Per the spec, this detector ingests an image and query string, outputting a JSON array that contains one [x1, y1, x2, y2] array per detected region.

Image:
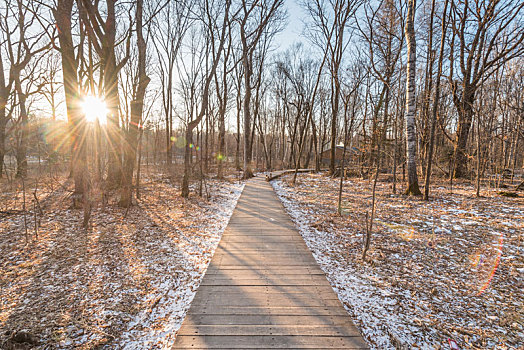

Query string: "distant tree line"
[[0, 0, 522, 211]]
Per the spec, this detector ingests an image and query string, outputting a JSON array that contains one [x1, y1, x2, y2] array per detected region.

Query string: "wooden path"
[[174, 176, 368, 349]]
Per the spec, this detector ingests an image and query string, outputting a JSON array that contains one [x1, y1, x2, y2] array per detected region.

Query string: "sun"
[[81, 95, 108, 124]]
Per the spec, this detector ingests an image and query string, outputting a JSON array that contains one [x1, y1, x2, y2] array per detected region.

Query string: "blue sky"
[[274, 0, 306, 51]]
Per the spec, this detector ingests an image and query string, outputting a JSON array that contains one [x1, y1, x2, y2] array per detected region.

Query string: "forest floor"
[[272, 173, 523, 350], [0, 169, 244, 349]]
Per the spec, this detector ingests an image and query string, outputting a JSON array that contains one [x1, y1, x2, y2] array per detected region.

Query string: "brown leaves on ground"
[[0, 171, 243, 349], [275, 173, 523, 349]]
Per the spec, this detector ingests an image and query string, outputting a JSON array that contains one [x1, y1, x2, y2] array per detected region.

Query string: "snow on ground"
[[0, 173, 244, 349], [272, 173, 523, 350]]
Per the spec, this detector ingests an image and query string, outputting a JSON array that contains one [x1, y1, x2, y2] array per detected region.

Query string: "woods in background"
[[0, 0, 523, 212]]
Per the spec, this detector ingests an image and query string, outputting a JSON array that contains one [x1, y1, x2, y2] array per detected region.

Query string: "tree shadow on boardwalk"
[[174, 177, 368, 349]]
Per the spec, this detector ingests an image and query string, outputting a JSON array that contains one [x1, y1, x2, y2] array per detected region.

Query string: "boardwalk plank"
[[173, 177, 368, 349], [187, 284, 338, 294], [177, 325, 361, 336], [189, 306, 350, 316], [183, 314, 356, 326], [203, 267, 325, 276], [190, 296, 343, 308], [175, 335, 368, 348]]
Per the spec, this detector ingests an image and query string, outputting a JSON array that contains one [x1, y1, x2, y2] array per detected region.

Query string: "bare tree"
[[40, 53, 63, 122], [1, 0, 50, 178], [357, 0, 404, 178], [181, 0, 231, 197], [403, 0, 421, 195], [238, 0, 285, 179], [303, 0, 362, 175], [449, 0, 524, 178], [79, 0, 132, 186], [152, 0, 192, 167], [424, 0, 450, 200], [52, 0, 88, 208], [120, 0, 151, 207], [0, 30, 12, 177], [214, 24, 234, 179]]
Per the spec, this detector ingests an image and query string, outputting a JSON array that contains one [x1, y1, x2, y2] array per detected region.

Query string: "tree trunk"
[[424, 0, 449, 200], [103, 2, 123, 186], [136, 127, 144, 199], [216, 48, 229, 178], [404, 0, 422, 195], [0, 116, 5, 178], [475, 105, 482, 197], [453, 88, 475, 178], [241, 54, 253, 178], [165, 105, 172, 165], [55, 0, 86, 208], [235, 98, 241, 170], [217, 107, 226, 178], [337, 101, 349, 215], [181, 125, 193, 198], [329, 76, 340, 175], [0, 51, 7, 178], [182, 0, 230, 196], [15, 80, 28, 178], [0, 106, 6, 178], [120, 0, 150, 207]]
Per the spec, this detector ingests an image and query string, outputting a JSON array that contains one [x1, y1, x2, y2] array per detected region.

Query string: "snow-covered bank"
[[0, 175, 244, 349], [119, 180, 244, 349], [272, 173, 523, 350]]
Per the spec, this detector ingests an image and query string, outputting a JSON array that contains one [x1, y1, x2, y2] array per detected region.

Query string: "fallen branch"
[[266, 169, 316, 182]]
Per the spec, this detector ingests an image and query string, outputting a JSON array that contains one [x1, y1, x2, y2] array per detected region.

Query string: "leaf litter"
[[272, 173, 522, 350], [0, 173, 244, 349]]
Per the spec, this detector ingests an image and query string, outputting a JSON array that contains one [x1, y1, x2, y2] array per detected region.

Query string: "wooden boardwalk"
[[174, 176, 368, 349]]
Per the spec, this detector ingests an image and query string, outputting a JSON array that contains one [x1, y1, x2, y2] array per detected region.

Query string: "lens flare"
[[81, 95, 108, 124], [175, 137, 186, 148], [469, 232, 504, 296], [377, 219, 415, 241]]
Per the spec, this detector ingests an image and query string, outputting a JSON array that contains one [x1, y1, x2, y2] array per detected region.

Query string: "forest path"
[[174, 176, 368, 349]]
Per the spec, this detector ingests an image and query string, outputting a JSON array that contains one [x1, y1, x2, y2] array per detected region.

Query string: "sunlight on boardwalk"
[[174, 177, 368, 349]]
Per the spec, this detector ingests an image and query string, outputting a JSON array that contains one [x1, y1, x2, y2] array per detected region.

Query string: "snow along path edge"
[[272, 179, 414, 350], [119, 181, 245, 349]]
